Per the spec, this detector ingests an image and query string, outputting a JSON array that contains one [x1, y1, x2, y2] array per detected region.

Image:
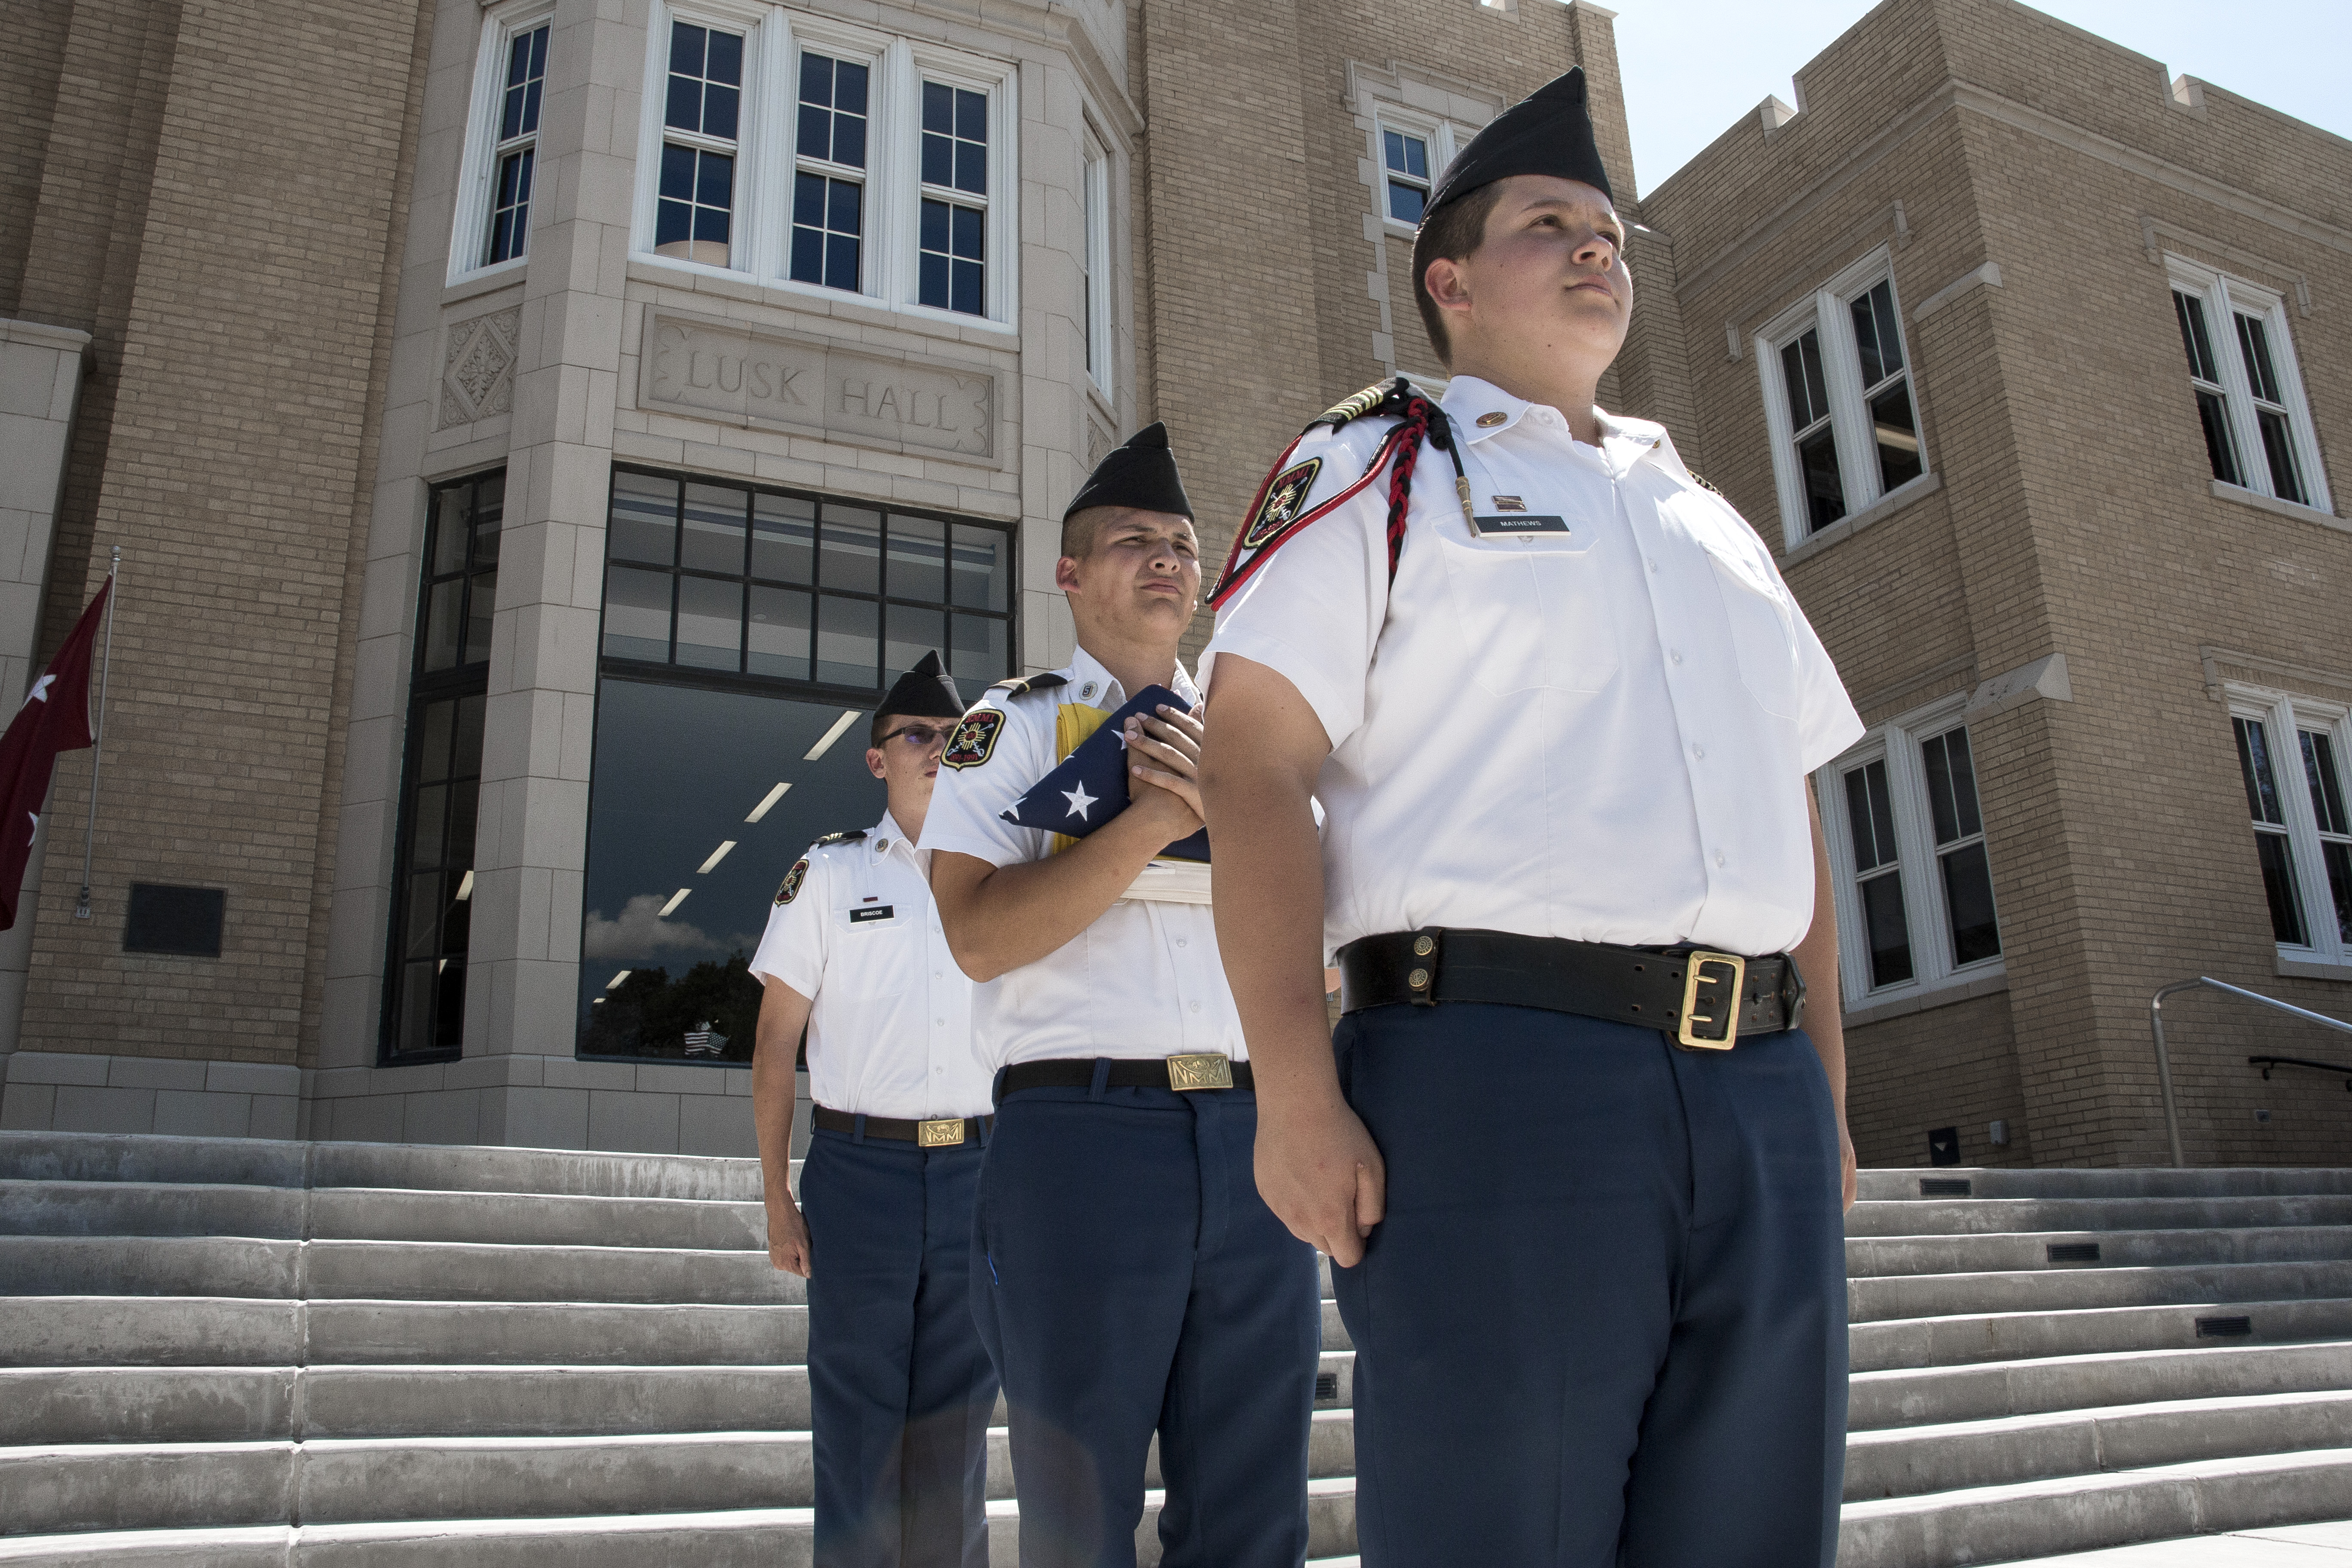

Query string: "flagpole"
[[73, 548, 119, 921]]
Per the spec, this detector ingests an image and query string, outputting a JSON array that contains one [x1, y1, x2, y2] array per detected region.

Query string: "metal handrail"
[[2149, 976, 2352, 1167], [2250, 1054, 2352, 1090]]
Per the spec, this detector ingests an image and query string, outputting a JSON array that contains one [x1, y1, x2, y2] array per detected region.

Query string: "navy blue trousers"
[[1332, 1004, 1848, 1568], [971, 1077, 1321, 1568], [802, 1126, 999, 1568]]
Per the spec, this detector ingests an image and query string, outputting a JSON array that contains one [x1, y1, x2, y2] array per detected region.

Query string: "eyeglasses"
[[880, 724, 952, 748]]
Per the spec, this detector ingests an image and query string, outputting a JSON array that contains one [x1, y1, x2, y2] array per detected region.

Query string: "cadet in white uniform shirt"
[[923, 425, 1320, 1568], [1199, 70, 1864, 1568], [750, 651, 996, 1568]]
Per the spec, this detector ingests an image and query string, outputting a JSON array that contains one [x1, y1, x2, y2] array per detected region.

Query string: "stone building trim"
[[1780, 470, 1939, 568], [2210, 481, 2346, 533], [1343, 59, 1501, 374], [1911, 261, 2001, 323], [1718, 202, 1912, 361], [2201, 647, 2352, 710], [2141, 217, 2314, 317], [2, 1050, 298, 1140]]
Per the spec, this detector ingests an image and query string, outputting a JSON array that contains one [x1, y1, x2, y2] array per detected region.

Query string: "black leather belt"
[[1338, 928, 1803, 1049], [996, 1055, 1253, 1102], [811, 1106, 992, 1148]]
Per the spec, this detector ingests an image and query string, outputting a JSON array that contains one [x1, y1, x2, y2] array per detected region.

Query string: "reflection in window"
[[577, 682, 892, 1061], [385, 471, 502, 1061], [2174, 289, 2241, 487], [916, 81, 988, 314], [1850, 280, 1922, 496], [792, 51, 868, 291], [1381, 126, 1430, 225], [601, 468, 1012, 692], [1919, 724, 1999, 967], [486, 22, 549, 265], [2301, 730, 2352, 943]]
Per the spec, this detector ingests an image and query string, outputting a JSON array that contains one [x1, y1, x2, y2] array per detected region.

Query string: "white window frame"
[[2167, 257, 2333, 515], [628, 3, 1018, 332], [448, 0, 558, 285], [1081, 126, 1112, 397], [1372, 109, 1459, 236], [2225, 683, 2352, 968], [1755, 247, 1933, 551], [1815, 694, 2006, 1011]]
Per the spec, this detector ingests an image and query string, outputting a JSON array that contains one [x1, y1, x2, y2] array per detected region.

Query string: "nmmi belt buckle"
[[1165, 1054, 1235, 1091], [1677, 952, 1747, 1050], [918, 1118, 966, 1147]]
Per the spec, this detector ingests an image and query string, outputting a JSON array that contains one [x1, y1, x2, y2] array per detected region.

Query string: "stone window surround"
[[2164, 253, 2334, 518], [1753, 244, 1931, 555], [625, 0, 1021, 333], [1080, 124, 1111, 401], [446, 0, 560, 289], [1815, 690, 2008, 1015], [2223, 680, 2352, 979], [1344, 60, 1498, 374]]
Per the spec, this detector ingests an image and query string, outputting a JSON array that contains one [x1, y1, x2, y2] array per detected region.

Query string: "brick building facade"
[[0, 0, 2343, 1168]]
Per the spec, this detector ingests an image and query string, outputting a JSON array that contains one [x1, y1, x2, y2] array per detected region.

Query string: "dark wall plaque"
[[123, 884, 225, 957]]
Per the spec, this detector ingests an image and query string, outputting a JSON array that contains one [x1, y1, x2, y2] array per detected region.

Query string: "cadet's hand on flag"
[[1257, 1096, 1386, 1268], [1127, 703, 1207, 835], [766, 1194, 812, 1277]]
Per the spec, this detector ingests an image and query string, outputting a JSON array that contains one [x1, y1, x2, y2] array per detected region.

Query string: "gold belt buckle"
[[1165, 1054, 1235, 1091], [1677, 952, 1747, 1050], [917, 1118, 966, 1148]]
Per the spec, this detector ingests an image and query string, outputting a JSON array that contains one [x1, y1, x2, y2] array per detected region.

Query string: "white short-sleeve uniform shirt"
[[748, 809, 990, 1120], [1202, 375, 1865, 963], [919, 646, 1244, 1073]]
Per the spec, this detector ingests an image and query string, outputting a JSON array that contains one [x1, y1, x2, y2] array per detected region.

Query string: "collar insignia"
[[1491, 495, 1526, 511], [1476, 410, 1508, 428]]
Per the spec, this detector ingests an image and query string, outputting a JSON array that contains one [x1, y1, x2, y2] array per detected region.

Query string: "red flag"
[[0, 577, 110, 929]]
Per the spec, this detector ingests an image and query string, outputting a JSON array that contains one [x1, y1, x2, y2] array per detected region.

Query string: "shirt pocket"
[[1701, 545, 1801, 720], [1436, 531, 1620, 696]]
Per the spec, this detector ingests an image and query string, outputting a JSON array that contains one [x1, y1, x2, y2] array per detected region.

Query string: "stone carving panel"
[[438, 307, 519, 429], [640, 309, 1000, 467]]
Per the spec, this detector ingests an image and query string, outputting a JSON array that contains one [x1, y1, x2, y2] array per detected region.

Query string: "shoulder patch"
[[775, 858, 810, 906], [1241, 457, 1323, 549], [943, 707, 1005, 770], [812, 829, 868, 848], [986, 673, 1069, 699]]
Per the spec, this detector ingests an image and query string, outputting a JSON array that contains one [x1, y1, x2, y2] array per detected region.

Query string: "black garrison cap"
[[877, 650, 964, 720], [1425, 67, 1613, 217], [1063, 422, 1194, 521]]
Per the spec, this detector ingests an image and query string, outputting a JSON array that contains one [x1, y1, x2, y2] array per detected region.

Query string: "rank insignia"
[[943, 708, 1004, 770], [1241, 458, 1323, 549], [776, 858, 809, 905]]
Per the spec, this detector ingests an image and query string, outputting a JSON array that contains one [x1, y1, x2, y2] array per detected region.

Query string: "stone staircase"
[[0, 1133, 2345, 1566]]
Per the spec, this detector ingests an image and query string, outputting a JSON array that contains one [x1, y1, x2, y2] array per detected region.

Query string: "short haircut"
[[1060, 504, 1117, 562], [1410, 182, 1505, 367]]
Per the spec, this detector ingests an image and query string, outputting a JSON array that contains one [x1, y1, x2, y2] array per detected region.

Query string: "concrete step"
[[0, 1182, 770, 1252], [1850, 1260, 2352, 1324], [1854, 1169, 2352, 1203], [1844, 1390, 2352, 1501], [0, 1481, 1362, 1565], [1844, 1194, 2352, 1238], [1850, 1298, 2352, 1373], [1849, 1341, 2352, 1432], [0, 1411, 1359, 1537], [1845, 1225, 2352, 1280], [1835, 1446, 2352, 1568], [1992, 1520, 2352, 1563]]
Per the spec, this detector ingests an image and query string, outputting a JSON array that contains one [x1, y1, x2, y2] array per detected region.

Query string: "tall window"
[[1081, 132, 1111, 392], [449, 9, 554, 280], [791, 49, 869, 291], [383, 472, 502, 1063], [486, 22, 549, 265], [1758, 252, 1932, 547], [916, 80, 989, 314], [655, 20, 742, 267], [1819, 706, 2003, 1007], [2229, 694, 2352, 966], [582, 469, 1014, 1062], [634, 12, 1016, 325], [2168, 259, 2331, 514]]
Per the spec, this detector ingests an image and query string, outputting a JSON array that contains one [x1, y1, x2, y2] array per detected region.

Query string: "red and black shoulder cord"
[[1207, 377, 1471, 611]]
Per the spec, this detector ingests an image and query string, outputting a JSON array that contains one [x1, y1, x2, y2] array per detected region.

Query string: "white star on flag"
[[1062, 782, 1097, 821], [21, 675, 53, 709]]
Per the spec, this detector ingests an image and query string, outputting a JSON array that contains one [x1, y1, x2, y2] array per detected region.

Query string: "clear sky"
[[1615, 0, 2352, 199]]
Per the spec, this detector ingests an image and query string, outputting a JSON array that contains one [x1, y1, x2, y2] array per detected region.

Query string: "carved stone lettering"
[[641, 310, 997, 465]]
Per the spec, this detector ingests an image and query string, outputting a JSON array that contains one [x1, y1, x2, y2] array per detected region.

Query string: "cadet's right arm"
[[751, 976, 814, 1276], [930, 706, 1206, 981]]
